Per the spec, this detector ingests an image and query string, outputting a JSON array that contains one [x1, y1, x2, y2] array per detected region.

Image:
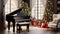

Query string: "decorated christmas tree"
[[42, 0, 53, 22]]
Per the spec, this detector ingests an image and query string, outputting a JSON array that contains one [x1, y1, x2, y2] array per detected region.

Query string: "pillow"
[[52, 18, 59, 23]]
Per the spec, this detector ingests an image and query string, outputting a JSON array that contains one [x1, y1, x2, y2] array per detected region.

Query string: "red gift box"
[[41, 20, 48, 28], [36, 21, 41, 28]]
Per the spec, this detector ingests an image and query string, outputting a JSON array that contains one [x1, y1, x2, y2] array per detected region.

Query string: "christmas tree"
[[42, 0, 53, 22]]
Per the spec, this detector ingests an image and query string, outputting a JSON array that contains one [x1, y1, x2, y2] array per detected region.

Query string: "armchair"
[[48, 14, 60, 30]]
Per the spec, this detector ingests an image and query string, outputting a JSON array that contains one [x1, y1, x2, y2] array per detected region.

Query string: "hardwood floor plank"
[[0, 26, 60, 34]]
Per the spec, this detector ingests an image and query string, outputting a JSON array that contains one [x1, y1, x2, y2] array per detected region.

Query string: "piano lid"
[[6, 8, 22, 16]]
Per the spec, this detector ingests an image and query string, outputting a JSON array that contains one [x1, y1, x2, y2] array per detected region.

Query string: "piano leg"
[[8, 21, 10, 31], [12, 19, 15, 32], [27, 24, 29, 32]]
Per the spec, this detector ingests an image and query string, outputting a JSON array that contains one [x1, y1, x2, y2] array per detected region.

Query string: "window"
[[31, 0, 47, 20], [5, 0, 18, 25], [5, 0, 18, 15]]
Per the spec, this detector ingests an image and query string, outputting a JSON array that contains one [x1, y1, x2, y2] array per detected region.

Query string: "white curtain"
[[31, 0, 37, 19], [37, 0, 47, 20], [31, 0, 47, 20]]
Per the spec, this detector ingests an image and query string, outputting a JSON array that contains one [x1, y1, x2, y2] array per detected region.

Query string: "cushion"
[[52, 18, 59, 23]]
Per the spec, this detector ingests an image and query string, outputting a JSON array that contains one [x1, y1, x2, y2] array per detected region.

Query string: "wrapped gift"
[[31, 17, 36, 26], [36, 20, 41, 27], [41, 20, 48, 28]]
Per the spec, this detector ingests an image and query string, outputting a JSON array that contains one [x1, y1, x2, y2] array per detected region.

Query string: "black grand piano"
[[6, 8, 31, 32]]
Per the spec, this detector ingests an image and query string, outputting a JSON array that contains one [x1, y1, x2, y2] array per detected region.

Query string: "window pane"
[[5, 0, 18, 15]]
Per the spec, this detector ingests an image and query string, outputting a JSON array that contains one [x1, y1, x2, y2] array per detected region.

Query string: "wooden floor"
[[0, 26, 60, 34]]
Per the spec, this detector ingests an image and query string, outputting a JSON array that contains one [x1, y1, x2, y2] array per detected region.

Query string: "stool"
[[16, 22, 30, 32]]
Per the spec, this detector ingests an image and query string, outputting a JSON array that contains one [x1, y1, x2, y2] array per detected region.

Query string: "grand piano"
[[6, 8, 31, 32]]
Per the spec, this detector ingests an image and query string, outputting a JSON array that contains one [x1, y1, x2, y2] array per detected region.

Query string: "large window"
[[5, 0, 18, 25], [31, 0, 47, 20], [5, 0, 18, 15]]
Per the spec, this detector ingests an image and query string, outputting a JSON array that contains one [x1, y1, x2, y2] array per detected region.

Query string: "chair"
[[48, 14, 60, 30], [14, 16, 31, 32]]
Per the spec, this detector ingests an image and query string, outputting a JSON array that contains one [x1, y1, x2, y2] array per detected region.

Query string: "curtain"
[[31, 0, 47, 20]]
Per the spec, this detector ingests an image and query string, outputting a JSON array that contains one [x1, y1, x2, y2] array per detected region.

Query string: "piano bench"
[[16, 22, 30, 32]]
